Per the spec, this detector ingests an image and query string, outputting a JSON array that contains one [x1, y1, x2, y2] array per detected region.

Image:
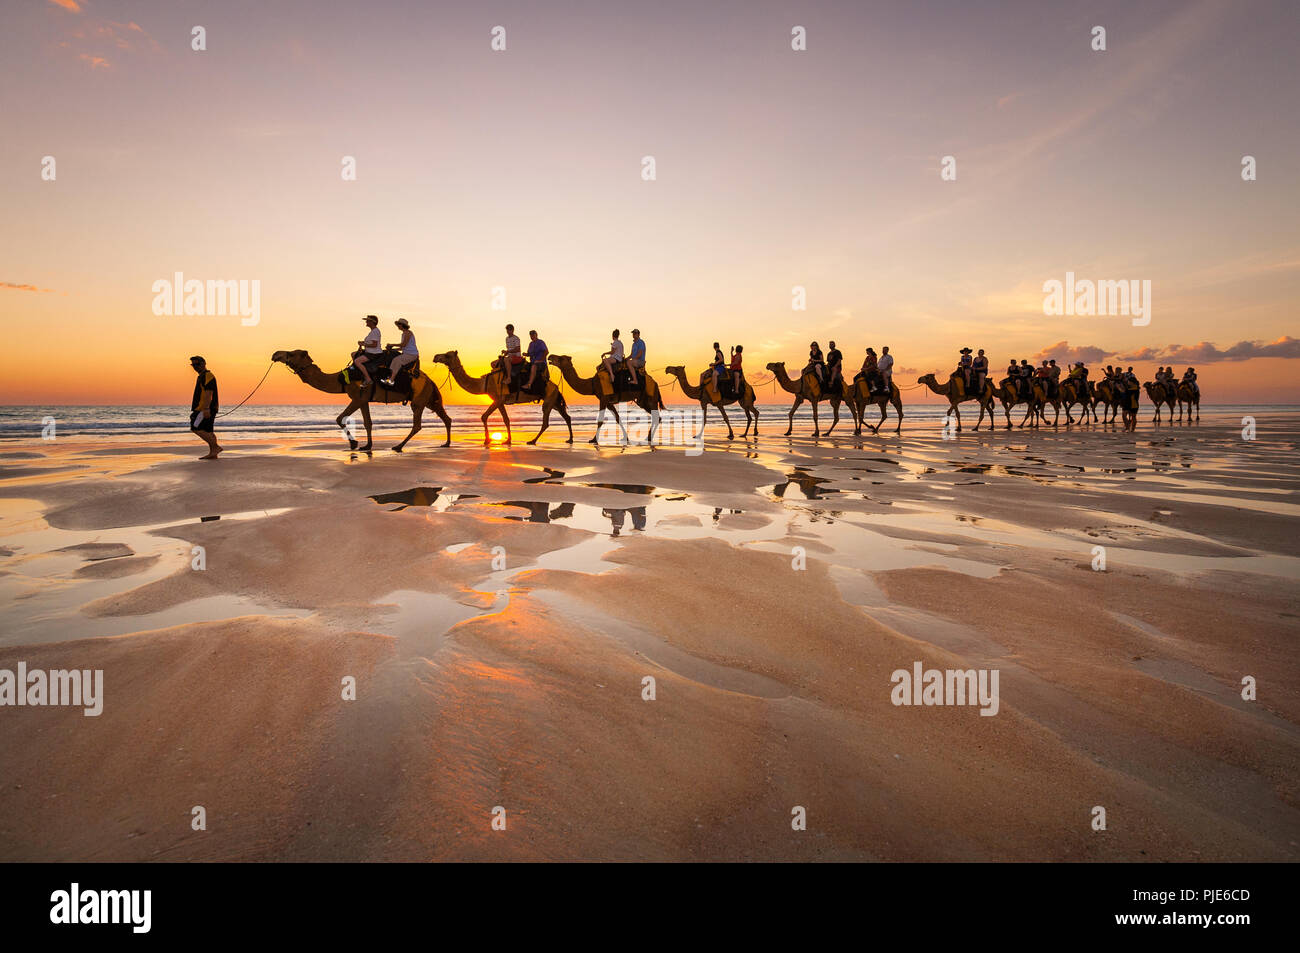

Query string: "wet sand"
[[1, 410, 1297, 861]]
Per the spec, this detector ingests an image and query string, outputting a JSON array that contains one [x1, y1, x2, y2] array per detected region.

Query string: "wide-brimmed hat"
[[394, 318, 410, 329], [960, 347, 972, 354]]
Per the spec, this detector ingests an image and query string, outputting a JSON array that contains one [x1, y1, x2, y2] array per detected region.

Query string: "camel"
[[433, 351, 572, 446], [548, 354, 665, 445], [765, 362, 858, 437], [917, 373, 994, 431], [663, 365, 758, 439], [1088, 379, 1122, 424], [1059, 377, 1095, 424], [1175, 380, 1201, 422], [271, 349, 450, 451], [850, 377, 904, 435], [1143, 381, 1176, 423], [993, 376, 1049, 428], [1032, 380, 1063, 428]]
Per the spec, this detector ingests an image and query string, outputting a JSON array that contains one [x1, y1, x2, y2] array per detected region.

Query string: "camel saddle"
[[705, 373, 744, 402], [854, 373, 889, 398], [495, 361, 549, 399], [597, 362, 643, 397]]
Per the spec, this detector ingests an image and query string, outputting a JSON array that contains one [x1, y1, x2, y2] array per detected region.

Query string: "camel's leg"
[[646, 401, 659, 445], [826, 400, 840, 436], [393, 405, 423, 452], [1052, 403, 1060, 427], [358, 401, 374, 451], [810, 399, 820, 438], [558, 398, 573, 443], [697, 402, 709, 441], [432, 403, 451, 446], [785, 397, 801, 436], [529, 398, 552, 445], [500, 406, 512, 445], [750, 403, 759, 437], [952, 403, 962, 432], [717, 404, 734, 440], [336, 397, 363, 450], [591, 404, 605, 444]]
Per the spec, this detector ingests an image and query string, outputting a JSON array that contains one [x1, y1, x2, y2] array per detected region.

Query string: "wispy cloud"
[[2, 282, 57, 293], [47, 0, 82, 12]]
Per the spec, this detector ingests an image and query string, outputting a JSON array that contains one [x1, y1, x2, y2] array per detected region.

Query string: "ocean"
[[0, 403, 1281, 442]]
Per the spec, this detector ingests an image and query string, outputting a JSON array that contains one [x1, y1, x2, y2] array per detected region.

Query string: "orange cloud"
[[1, 282, 56, 293], [47, 0, 82, 12]]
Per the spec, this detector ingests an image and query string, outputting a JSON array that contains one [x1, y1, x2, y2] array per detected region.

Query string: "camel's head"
[[548, 354, 572, 367], [918, 373, 937, 384], [765, 361, 784, 373], [272, 349, 312, 371], [431, 350, 457, 364], [664, 365, 685, 377]]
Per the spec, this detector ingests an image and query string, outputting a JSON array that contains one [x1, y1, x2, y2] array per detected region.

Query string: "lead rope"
[[215, 361, 275, 418]]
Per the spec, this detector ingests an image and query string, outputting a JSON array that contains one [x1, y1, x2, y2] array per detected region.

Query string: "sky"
[[1, 0, 1298, 405]]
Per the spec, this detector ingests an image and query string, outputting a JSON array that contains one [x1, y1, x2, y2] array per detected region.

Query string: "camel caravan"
[[267, 318, 1204, 450]]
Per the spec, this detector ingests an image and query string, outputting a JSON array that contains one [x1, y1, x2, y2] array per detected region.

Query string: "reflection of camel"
[[994, 377, 1047, 429], [1144, 381, 1176, 423], [765, 362, 857, 436], [1059, 378, 1095, 424], [499, 501, 577, 523], [272, 349, 451, 451], [1175, 381, 1200, 422], [434, 350, 572, 446], [850, 379, 904, 435], [664, 365, 757, 439], [917, 373, 993, 431], [549, 354, 665, 445]]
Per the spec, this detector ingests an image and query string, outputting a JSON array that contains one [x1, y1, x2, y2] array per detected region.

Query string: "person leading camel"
[[189, 355, 222, 460]]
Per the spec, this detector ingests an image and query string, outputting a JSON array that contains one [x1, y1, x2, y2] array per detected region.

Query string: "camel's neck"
[[924, 377, 947, 397], [447, 358, 486, 394], [671, 369, 702, 399], [558, 361, 595, 396], [772, 364, 799, 394], [295, 363, 344, 394]]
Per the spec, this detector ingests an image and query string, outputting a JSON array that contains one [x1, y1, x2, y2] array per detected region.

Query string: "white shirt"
[[877, 354, 894, 374], [505, 334, 521, 357], [363, 328, 382, 354], [609, 339, 624, 361], [402, 331, 418, 356]]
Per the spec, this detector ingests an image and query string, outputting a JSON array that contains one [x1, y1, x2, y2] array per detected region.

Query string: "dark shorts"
[[191, 411, 214, 433]]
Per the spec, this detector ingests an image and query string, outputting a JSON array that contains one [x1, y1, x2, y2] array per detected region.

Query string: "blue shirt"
[[630, 339, 646, 361], [527, 338, 547, 361]]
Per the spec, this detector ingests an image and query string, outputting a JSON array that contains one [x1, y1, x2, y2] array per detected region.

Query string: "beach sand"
[[1, 411, 1297, 861]]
